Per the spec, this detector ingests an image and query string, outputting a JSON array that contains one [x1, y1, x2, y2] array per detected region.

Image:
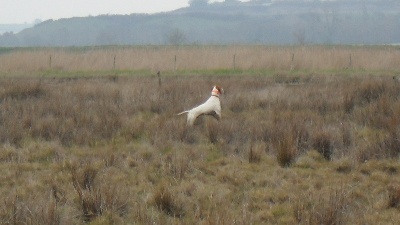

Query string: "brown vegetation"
[[0, 46, 400, 74], [1, 46, 400, 223]]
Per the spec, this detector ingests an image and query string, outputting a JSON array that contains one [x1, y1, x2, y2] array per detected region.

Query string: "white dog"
[[177, 85, 224, 126]]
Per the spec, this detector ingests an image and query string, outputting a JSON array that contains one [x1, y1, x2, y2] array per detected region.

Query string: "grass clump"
[[69, 161, 128, 222], [153, 182, 184, 218], [312, 131, 334, 161], [276, 137, 297, 168], [294, 187, 350, 225], [388, 185, 400, 209]]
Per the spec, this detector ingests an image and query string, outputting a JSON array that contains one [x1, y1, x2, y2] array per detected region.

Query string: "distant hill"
[[0, 24, 33, 35], [1, 0, 399, 46]]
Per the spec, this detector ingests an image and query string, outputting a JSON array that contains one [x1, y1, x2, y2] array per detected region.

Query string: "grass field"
[[0, 45, 399, 76], [0, 46, 400, 224]]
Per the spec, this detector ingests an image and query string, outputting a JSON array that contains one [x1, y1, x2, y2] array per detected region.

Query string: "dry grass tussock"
[[1, 73, 400, 224]]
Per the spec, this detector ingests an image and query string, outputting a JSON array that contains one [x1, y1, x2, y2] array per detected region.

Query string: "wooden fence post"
[[174, 55, 177, 71], [348, 54, 352, 69], [49, 55, 52, 69], [157, 71, 162, 87], [113, 55, 116, 70], [233, 54, 236, 71], [290, 53, 295, 70]]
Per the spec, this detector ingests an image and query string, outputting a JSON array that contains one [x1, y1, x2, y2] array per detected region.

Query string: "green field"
[[0, 46, 400, 224]]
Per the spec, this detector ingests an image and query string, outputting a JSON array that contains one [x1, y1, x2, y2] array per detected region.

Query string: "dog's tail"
[[177, 110, 189, 116]]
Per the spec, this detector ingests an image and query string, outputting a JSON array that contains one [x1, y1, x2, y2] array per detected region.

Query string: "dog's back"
[[177, 85, 223, 126]]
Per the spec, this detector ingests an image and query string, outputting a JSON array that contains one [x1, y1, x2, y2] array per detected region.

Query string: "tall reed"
[[0, 46, 399, 74]]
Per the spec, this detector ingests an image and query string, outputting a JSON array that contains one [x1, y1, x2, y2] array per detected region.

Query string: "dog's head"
[[211, 85, 224, 96]]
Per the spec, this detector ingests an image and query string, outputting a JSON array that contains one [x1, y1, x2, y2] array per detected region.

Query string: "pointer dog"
[[177, 85, 224, 126]]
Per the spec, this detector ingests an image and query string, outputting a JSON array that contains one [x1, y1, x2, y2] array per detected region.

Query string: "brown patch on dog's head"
[[214, 85, 224, 95]]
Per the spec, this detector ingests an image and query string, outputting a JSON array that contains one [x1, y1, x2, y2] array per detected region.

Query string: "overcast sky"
[[0, 0, 228, 24]]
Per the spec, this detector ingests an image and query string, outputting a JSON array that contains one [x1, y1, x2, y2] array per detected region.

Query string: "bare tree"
[[167, 29, 187, 45], [293, 28, 306, 45]]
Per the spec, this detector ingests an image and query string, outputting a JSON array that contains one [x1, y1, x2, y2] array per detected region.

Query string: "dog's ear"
[[216, 86, 224, 95]]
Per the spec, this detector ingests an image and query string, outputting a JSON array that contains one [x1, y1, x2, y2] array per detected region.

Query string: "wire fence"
[[0, 46, 399, 73]]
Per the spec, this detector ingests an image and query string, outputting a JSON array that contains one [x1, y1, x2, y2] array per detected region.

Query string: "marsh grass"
[[0, 46, 399, 75], [312, 131, 334, 161], [275, 133, 297, 167], [0, 193, 61, 225], [248, 141, 264, 164], [1, 69, 400, 223], [153, 182, 185, 218], [69, 160, 129, 222], [388, 185, 400, 209], [294, 187, 350, 225]]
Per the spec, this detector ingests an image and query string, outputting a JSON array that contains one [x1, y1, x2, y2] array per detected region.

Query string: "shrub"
[[70, 162, 128, 222], [312, 131, 334, 161], [153, 183, 184, 218], [276, 136, 297, 168], [248, 142, 263, 163]]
